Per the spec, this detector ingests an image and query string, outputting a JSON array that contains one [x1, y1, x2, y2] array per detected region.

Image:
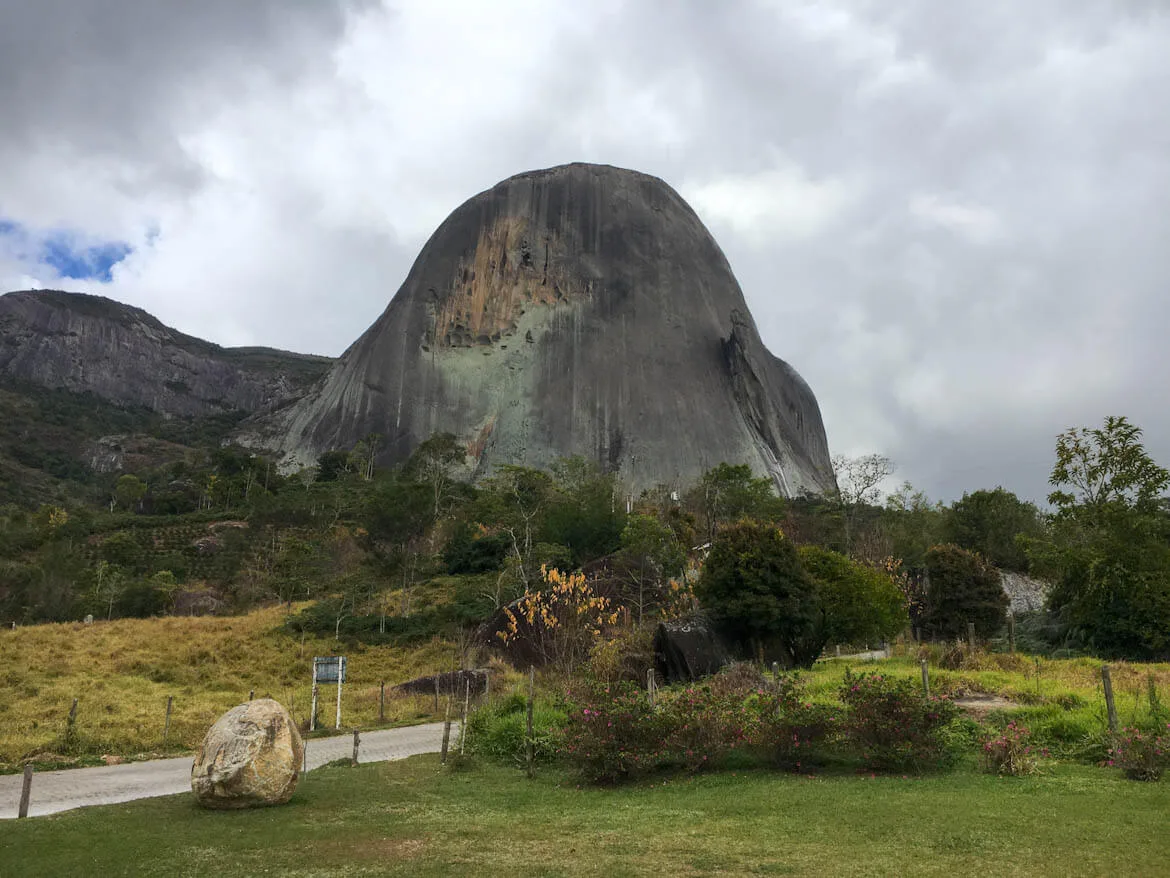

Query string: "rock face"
[[256, 163, 835, 496], [1001, 571, 1049, 614], [191, 699, 304, 809], [0, 289, 332, 418], [654, 616, 733, 684]]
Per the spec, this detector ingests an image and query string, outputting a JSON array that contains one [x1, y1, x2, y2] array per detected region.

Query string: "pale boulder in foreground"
[[191, 699, 304, 809]]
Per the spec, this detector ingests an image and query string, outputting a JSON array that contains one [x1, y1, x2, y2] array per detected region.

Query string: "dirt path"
[[0, 721, 452, 819]]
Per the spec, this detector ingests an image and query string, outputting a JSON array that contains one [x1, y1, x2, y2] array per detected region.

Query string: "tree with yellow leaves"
[[499, 565, 619, 676]]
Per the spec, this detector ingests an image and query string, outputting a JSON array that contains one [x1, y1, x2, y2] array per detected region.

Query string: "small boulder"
[[191, 699, 304, 809]]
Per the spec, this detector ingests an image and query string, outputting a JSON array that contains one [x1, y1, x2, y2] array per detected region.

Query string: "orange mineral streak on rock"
[[431, 216, 577, 349]]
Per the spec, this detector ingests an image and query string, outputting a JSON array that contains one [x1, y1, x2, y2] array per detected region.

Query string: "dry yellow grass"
[[0, 606, 468, 767]]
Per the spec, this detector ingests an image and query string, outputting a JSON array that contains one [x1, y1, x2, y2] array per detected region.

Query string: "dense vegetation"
[[1, 373, 1168, 668]]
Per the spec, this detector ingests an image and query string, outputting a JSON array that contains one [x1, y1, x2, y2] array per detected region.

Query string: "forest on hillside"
[[1, 379, 1168, 662]]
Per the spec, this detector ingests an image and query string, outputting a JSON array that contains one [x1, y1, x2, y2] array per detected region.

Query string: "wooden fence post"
[[163, 695, 173, 743], [1007, 613, 1016, 655], [460, 679, 470, 756], [249, 690, 255, 701], [1034, 657, 1041, 696], [433, 677, 440, 714], [378, 681, 385, 724], [18, 765, 33, 818], [1102, 665, 1118, 733], [526, 666, 535, 779], [647, 668, 657, 708], [440, 702, 452, 764], [920, 659, 930, 697], [67, 698, 78, 734], [967, 621, 976, 655], [352, 729, 361, 764]]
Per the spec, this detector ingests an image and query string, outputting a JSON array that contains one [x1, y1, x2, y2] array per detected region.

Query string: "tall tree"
[[943, 487, 1044, 573], [1029, 416, 1170, 658], [831, 453, 894, 554]]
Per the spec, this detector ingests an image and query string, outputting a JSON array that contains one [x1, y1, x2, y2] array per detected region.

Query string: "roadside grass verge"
[[0, 606, 470, 768], [4, 755, 1170, 877]]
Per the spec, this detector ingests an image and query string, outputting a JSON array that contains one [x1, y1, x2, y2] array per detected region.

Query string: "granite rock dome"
[[259, 163, 835, 496]]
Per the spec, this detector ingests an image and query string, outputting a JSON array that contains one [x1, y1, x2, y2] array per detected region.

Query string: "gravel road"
[[0, 721, 451, 819]]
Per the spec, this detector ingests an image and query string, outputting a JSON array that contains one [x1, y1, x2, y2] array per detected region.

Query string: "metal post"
[[379, 681, 385, 724], [1008, 612, 1016, 655], [335, 657, 345, 730]]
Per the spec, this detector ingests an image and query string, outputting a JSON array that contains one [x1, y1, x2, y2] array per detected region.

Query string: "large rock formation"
[[0, 289, 332, 418], [191, 699, 304, 809], [256, 163, 835, 496]]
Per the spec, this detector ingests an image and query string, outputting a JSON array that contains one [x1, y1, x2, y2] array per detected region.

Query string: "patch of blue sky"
[[0, 216, 133, 282]]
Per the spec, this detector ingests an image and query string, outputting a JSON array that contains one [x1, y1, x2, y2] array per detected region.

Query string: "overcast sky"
[[1, 0, 1167, 505]]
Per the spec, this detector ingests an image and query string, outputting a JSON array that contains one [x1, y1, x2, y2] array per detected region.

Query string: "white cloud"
[[686, 161, 858, 244]]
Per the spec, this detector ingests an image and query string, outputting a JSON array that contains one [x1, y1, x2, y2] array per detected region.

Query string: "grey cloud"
[[2, 0, 1168, 506], [0, 0, 370, 188]]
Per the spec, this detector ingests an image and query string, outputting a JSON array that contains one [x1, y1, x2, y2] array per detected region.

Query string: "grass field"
[[0, 607, 474, 769], [5, 604, 1170, 771], [4, 755, 1169, 877], [806, 649, 1170, 759]]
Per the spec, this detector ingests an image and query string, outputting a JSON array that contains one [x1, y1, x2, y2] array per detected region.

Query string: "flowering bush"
[[1108, 725, 1170, 782], [659, 685, 747, 772], [744, 675, 837, 770], [839, 669, 958, 771], [560, 681, 673, 783], [982, 722, 1043, 776]]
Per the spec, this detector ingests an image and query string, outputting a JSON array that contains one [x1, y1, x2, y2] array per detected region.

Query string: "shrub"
[[694, 521, 821, 667], [586, 626, 655, 685], [465, 692, 566, 767], [1108, 724, 1170, 781], [923, 544, 1008, 639], [744, 674, 837, 770], [982, 722, 1043, 776], [560, 681, 672, 783], [839, 669, 959, 771]]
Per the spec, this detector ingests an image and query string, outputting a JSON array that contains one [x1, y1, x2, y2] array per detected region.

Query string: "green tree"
[[922, 544, 1008, 639], [881, 482, 945, 570], [690, 463, 783, 543], [831, 453, 894, 555], [943, 487, 1044, 573], [1048, 416, 1170, 515], [616, 514, 687, 622], [541, 457, 626, 565], [798, 545, 909, 651], [1028, 416, 1170, 658], [406, 432, 467, 520], [695, 520, 821, 667], [112, 475, 147, 513]]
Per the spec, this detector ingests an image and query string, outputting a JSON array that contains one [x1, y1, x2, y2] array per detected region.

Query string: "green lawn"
[[5, 756, 1168, 877]]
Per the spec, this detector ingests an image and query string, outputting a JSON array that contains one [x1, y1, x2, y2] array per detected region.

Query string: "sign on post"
[[311, 656, 347, 731]]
